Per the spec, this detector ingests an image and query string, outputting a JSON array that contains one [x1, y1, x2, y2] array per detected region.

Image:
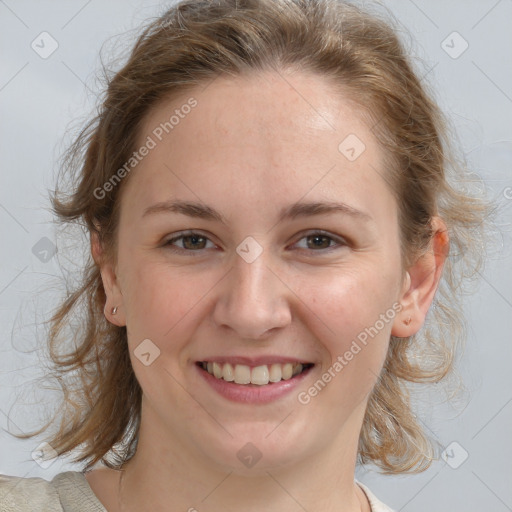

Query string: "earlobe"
[[392, 217, 449, 338], [392, 270, 417, 338], [90, 230, 126, 327]]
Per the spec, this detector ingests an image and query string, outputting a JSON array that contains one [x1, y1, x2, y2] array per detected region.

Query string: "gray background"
[[1, 1, 511, 511]]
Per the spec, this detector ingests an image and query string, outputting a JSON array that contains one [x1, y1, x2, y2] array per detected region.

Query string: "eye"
[[291, 230, 347, 253], [163, 231, 216, 253], [163, 229, 347, 256]]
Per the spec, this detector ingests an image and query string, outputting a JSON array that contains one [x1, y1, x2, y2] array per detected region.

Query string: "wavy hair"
[[14, 0, 492, 474]]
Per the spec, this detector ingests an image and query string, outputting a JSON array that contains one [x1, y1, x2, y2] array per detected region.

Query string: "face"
[[102, 70, 409, 473]]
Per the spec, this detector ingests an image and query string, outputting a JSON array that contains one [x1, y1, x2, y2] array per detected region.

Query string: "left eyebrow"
[[279, 200, 373, 223], [141, 199, 373, 224]]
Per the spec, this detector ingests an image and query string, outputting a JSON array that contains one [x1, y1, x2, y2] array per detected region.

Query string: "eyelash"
[[162, 230, 347, 256]]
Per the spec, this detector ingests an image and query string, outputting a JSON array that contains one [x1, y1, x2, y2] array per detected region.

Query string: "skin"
[[87, 69, 448, 512]]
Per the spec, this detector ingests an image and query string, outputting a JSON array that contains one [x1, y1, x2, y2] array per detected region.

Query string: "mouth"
[[196, 361, 315, 386]]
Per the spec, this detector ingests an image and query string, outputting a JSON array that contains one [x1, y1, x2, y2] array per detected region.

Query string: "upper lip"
[[196, 356, 314, 366]]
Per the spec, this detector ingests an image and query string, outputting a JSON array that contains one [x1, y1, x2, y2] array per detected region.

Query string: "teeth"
[[222, 362, 234, 381], [213, 362, 223, 379], [269, 363, 282, 382], [202, 362, 308, 385], [251, 365, 269, 385], [282, 363, 293, 380], [234, 364, 251, 384]]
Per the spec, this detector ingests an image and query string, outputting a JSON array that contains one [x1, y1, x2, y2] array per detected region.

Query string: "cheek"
[[121, 261, 206, 401], [303, 264, 397, 399], [120, 256, 200, 346], [308, 261, 397, 339]]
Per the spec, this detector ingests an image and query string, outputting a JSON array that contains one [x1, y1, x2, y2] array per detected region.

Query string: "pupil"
[[186, 235, 204, 249], [309, 235, 328, 249]]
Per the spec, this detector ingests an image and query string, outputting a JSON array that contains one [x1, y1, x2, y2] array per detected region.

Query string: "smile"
[[197, 361, 314, 385]]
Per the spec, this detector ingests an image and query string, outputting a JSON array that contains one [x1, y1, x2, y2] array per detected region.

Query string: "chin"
[[192, 424, 311, 475]]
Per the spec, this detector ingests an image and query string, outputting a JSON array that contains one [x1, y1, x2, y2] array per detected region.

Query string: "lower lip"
[[195, 363, 314, 404]]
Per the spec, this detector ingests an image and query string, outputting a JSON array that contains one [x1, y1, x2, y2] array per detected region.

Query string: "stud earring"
[[111, 306, 118, 315], [403, 316, 412, 326]]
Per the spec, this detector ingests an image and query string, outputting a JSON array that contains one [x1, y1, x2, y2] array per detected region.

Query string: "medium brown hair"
[[16, 0, 491, 474]]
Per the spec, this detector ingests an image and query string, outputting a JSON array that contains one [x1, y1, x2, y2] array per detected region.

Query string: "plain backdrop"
[[0, 1, 511, 511]]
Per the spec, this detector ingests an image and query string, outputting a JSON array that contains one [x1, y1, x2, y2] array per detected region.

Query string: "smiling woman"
[[0, 0, 492, 511]]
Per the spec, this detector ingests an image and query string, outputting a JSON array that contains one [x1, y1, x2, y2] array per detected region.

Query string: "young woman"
[[0, 0, 490, 510]]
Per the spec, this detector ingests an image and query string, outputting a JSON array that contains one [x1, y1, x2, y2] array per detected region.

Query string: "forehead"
[[122, 69, 394, 223]]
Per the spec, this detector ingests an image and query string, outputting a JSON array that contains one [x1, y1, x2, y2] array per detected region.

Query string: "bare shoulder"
[[0, 473, 62, 512]]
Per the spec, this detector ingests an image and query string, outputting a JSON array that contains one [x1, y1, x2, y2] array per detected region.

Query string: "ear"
[[91, 229, 126, 327], [392, 216, 449, 338]]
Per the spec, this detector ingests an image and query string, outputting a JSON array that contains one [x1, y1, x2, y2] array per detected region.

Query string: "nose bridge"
[[235, 250, 274, 302], [213, 247, 291, 339]]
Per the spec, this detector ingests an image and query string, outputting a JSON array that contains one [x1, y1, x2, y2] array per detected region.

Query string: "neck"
[[115, 401, 370, 512]]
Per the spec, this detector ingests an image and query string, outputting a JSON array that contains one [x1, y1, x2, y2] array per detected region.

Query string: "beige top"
[[0, 471, 395, 511]]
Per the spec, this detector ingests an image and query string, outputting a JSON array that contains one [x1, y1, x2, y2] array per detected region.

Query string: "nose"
[[212, 249, 292, 340]]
